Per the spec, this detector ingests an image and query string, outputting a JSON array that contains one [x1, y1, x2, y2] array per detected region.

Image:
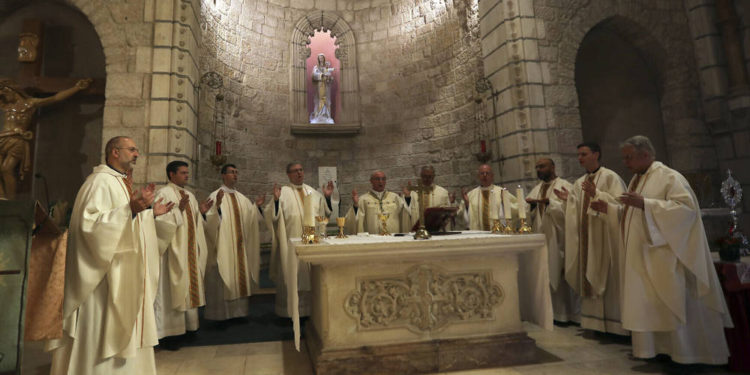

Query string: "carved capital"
[[345, 264, 503, 333]]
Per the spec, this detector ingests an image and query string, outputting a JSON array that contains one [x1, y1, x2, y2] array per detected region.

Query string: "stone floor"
[[21, 322, 736, 375]]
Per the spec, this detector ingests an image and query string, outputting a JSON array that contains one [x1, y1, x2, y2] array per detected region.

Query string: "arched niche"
[[575, 16, 669, 180], [290, 11, 361, 135]]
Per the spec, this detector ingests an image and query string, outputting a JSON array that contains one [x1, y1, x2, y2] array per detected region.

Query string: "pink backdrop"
[[306, 31, 340, 123]]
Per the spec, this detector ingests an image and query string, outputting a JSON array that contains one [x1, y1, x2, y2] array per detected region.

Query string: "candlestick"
[[215, 141, 222, 156], [516, 185, 526, 219], [480, 140, 487, 153], [303, 192, 315, 227]]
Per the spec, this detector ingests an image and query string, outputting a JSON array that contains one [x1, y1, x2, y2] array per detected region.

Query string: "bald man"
[[527, 158, 579, 323], [344, 170, 411, 234]]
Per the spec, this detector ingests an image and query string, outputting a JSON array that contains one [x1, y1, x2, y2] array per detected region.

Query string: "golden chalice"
[[336, 217, 347, 238], [491, 219, 502, 234]]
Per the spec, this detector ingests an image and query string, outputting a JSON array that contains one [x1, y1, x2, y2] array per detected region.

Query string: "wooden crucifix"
[[0, 19, 105, 200]]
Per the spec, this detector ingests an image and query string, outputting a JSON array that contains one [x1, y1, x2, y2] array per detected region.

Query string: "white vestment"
[[530, 177, 580, 323], [344, 190, 410, 234], [153, 183, 208, 337], [615, 161, 731, 364], [203, 185, 262, 320], [267, 183, 331, 318], [563, 167, 628, 335], [47, 164, 158, 375], [407, 184, 453, 231], [462, 185, 519, 230]]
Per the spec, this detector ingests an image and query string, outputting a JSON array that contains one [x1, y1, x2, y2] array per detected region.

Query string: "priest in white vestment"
[[203, 164, 265, 321], [405, 166, 456, 232], [48, 136, 173, 375], [153, 161, 213, 346], [344, 170, 411, 234], [554, 142, 628, 335], [527, 158, 579, 323], [592, 135, 731, 364], [268, 162, 333, 317], [461, 164, 519, 230]]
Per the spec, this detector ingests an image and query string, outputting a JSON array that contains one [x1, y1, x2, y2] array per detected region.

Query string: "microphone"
[[35, 173, 50, 210]]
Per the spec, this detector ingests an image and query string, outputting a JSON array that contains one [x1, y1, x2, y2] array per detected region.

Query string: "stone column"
[[716, 0, 750, 97]]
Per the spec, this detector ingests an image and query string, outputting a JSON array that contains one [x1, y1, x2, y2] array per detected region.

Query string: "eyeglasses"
[[117, 147, 139, 153], [478, 172, 492, 176]]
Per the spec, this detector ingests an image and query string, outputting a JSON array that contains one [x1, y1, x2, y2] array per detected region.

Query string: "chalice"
[[336, 217, 347, 238], [315, 216, 329, 239]]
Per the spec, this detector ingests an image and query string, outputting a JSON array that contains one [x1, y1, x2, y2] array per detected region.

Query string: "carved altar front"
[[294, 232, 552, 374]]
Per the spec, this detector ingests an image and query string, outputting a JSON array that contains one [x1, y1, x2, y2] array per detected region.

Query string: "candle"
[[480, 140, 487, 153], [303, 193, 315, 227], [303, 191, 315, 227], [502, 189, 512, 219], [489, 190, 498, 220], [215, 141, 222, 156], [516, 185, 526, 219]]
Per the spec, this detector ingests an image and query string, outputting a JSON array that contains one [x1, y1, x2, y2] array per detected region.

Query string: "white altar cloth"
[[285, 231, 553, 350]]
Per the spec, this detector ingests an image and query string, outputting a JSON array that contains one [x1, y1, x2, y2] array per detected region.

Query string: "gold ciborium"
[[491, 219, 502, 234], [378, 212, 391, 236], [518, 218, 532, 234], [336, 217, 347, 238], [302, 225, 317, 244], [315, 216, 329, 239]]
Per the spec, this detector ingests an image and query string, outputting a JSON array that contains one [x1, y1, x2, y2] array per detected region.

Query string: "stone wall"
[[196, 0, 484, 209], [479, 0, 717, 190]]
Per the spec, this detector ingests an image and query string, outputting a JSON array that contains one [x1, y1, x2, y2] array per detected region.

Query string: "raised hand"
[[76, 78, 93, 90], [590, 200, 608, 214], [553, 186, 569, 201], [462, 187, 469, 208], [255, 193, 266, 207], [352, 188, 359, 207], [199, 197, 214, 214], [322, 181, 334, 198], [153, 197, 175, 217], [582, 180, 596, 198], [178, 190, 190, 211], [449, 191, 456, 204], [273, 183, 281, 201], [215, 190, 224, 208]]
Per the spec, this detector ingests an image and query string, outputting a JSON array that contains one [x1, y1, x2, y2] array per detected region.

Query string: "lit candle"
[[502, 189, 512, 219], [480, 140, 487, 153], [516, 185, 526, 219], [303, 192, 315, 227], [215, 141, 222, 156]]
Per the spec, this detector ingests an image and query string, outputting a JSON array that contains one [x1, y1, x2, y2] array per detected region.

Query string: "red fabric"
[[714, 261, 750, 372]]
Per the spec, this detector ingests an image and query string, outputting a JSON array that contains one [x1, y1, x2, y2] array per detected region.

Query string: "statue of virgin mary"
[[310, 53, 334, 124]]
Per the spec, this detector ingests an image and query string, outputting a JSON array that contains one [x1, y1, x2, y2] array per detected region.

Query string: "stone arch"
[[290, 11, 360, 126], [555, 10, 709, 172]]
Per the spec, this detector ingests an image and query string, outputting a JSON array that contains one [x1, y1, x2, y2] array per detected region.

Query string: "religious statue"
[[310, 53, 334, 124], [0, 78, 92, 199]]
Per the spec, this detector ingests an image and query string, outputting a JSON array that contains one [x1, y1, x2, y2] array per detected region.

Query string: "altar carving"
[[345, 264, 504, 332]]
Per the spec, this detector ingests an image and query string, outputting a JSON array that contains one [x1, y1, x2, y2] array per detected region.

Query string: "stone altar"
[[291, 232, 553, 374]]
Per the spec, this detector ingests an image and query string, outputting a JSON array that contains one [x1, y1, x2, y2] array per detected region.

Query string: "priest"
[[405, 166, 454, 231], [268, 162, 333, 318], [591, 135, 731, 364], [203, 164, 265, 321], [527, 158, 579, 323], [553, 142, 628, 335], [48, 136, 172, 375], [153, 161, 213, 348], [461, 164, 517, 230], [344, 170, 410, 234]]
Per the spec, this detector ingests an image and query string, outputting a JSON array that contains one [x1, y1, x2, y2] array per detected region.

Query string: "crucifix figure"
[[0, 78, 91, 200], [0, 19, 102, 200]]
